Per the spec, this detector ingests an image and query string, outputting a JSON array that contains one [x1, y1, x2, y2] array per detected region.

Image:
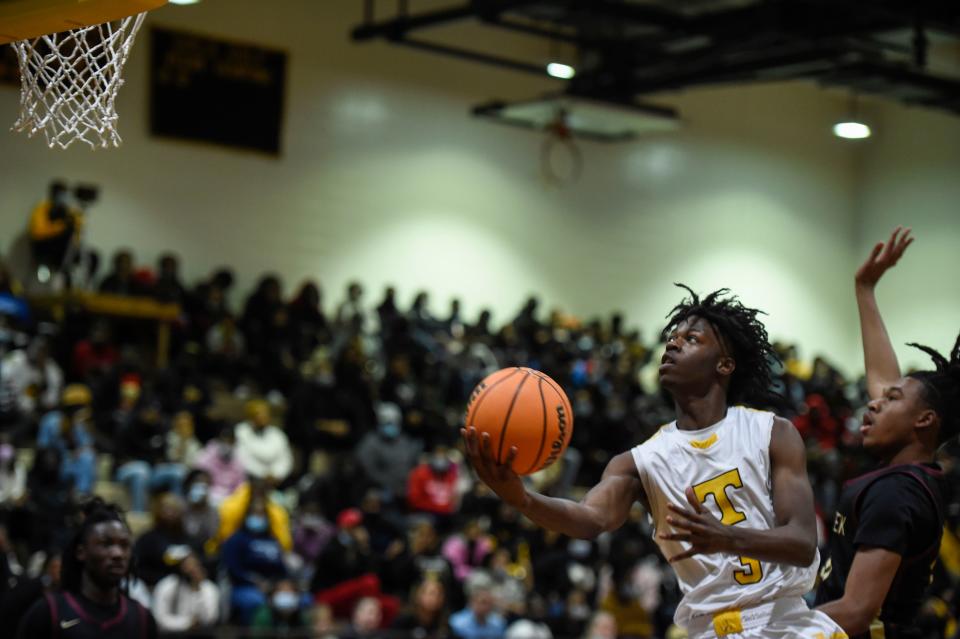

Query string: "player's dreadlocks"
[[907, 332, 960, 446], [661, 284, 780, 407], [61, 497, 132, 593]]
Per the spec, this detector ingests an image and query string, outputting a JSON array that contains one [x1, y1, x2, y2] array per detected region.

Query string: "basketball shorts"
[[684, 597, 848, 639]]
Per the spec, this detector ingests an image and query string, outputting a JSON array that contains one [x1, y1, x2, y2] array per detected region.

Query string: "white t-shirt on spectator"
[[152, 574, 220, 632], [235, 420, 294, 482], [0, 349, 62, 415], [0, 462, 27, 503]]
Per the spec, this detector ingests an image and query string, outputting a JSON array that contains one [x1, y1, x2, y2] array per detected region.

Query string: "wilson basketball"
[[465, 367, 574, 476]]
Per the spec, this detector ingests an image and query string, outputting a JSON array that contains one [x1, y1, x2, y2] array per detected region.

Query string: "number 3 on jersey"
[[692, 469, 763, 585]]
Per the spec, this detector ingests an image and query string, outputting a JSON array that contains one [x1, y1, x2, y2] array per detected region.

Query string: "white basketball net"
[[10, 13, 147, 149]]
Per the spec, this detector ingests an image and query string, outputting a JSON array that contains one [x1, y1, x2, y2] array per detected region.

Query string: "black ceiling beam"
[[478, 15, 580, 45], [570, 0, 690, 32], [352, 3, 475, 41], [628, 31, 882, 81], [397, 37, 547, 75], [349, 0, 960, 116], [481, 14, 667, 59], [860, 0, 960, 38], [351, 0, 539, 42], [626, 46, 851, 94]]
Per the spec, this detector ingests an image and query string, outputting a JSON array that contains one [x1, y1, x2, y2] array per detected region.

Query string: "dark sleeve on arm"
[[853, 475, 937, 555], [16, 597, 52, 639]]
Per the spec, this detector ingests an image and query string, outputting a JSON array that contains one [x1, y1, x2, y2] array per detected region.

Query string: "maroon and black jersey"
[[16, 590, 157, 639], [814, 463, 945, 639]]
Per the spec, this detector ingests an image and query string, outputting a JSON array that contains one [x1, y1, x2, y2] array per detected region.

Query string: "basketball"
[[464, 367, 574, 476]]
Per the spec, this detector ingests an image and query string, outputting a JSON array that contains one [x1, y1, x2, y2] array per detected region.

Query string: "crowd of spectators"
[[0, 247, 957, 639]]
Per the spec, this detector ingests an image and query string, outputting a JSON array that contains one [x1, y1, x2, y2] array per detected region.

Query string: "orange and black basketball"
[[464, 367, 574, 476]]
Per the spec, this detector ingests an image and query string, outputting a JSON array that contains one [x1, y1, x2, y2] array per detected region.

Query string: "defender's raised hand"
[[855, 226, 913, 290], [855, 226, 914, 399]]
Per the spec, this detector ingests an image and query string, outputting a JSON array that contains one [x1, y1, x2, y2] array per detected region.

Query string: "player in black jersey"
[[16, 498, 158, 639], [815, 227, 960, 639]]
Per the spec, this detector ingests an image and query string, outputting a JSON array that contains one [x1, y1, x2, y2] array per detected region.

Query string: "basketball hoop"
[[2, 0, 167, 149], [541, 108, 583, 186], [11, 16, 147, 149]]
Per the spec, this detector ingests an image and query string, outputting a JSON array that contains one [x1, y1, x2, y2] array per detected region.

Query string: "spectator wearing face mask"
[[222, 493, 288, 625], [251, 578, 310, 634], [182, 470, 219, 548], [407, 446, 459, 522], [151, 551, 220, 634], [213, 479, 292, 554], [193, 426, 247, 505], [235, 400, 293, 486], [356, 403, 422, 502]]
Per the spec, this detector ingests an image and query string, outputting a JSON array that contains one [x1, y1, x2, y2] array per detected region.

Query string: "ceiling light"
[[834, 93, 871, 140], [168, 0, 202, 5], [546, 63, 575, 79], [833, 121, 871, 139]]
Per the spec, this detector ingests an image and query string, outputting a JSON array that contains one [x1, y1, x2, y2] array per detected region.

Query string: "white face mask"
[[272, 590, 300, 612], [187, 483, 208, 504]]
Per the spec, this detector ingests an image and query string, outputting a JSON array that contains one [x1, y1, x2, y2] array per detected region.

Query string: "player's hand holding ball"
[[461, 427, 528, 509], [461, 367, 574, 509]]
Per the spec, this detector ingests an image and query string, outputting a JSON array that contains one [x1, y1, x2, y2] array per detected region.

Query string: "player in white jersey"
[[463, 285, 847, 638]]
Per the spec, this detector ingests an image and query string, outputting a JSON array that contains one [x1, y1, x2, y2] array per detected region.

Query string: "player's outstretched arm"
[[855, 226, 913, 400], [816, 547, 901, 634], [462, 427, 642, 539], [661, 418, 817, 566]]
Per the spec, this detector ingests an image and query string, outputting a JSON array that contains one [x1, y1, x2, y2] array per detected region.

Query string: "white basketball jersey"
[[630, 406, 818, 628]]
